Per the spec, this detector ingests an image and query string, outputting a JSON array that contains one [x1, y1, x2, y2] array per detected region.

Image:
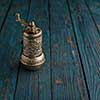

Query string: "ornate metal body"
[[16, 13, 45, 70]]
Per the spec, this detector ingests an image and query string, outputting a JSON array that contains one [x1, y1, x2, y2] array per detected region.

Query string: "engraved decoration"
[[23, 35, 42, 58]]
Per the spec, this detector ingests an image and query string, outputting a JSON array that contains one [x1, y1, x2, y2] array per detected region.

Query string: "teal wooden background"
[[0, 0, 100, 100]]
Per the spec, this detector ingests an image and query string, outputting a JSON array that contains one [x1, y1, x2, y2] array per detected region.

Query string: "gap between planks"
[[66, 0, 91, 99], [0, 0, 13, 33]]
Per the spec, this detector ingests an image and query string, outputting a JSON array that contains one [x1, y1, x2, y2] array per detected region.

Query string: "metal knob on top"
[[16, 13, 45, 70]]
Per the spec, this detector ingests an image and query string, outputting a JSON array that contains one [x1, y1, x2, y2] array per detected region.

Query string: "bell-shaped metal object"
[[16, 13, 45, 70]]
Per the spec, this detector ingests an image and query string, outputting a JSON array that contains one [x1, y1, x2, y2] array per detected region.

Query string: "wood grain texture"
[[67, 0, 100, 99], [84, 0, 100, 32], [0, 0, 99, 99], [0, 0, 29, 99], [0, 0, 12, 31], [15, 0, 51, 100], [49, 0, 89, 99]]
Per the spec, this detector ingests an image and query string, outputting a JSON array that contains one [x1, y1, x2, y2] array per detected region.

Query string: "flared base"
[[20, 53, 45, 70]]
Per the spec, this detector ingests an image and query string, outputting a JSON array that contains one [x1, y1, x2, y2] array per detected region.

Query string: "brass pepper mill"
[[16, 13, 45, 70]]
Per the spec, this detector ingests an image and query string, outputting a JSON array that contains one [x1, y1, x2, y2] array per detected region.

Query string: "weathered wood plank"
[[0, 0, 29, 99], [84, 0, 100, 32], [15, 0, 51, 99], [0, 0, 12, 30], [49, 0, 89, 99], [67, 0, 100, 99]]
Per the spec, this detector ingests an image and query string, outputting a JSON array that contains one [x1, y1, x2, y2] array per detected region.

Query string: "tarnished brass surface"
[[21, 53, 45, 70], [16, 13, 45, 70]]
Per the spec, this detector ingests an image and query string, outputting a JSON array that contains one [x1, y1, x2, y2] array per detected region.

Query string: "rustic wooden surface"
[[0, 0, 99, 100]]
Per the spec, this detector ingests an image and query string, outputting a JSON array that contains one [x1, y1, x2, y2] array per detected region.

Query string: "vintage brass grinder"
[[16, 13, 45, 70]]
